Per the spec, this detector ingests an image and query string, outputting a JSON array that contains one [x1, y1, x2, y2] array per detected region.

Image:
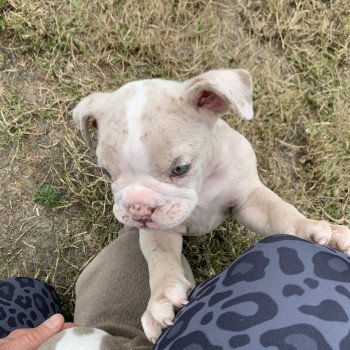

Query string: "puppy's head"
[[73, 69, 253, 230]]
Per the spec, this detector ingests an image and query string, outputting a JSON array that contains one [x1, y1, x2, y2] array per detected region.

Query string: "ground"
[[0, 0, 349, 318]]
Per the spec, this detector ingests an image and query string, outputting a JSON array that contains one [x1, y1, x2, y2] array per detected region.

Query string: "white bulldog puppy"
[[72, 69, 350, 342]]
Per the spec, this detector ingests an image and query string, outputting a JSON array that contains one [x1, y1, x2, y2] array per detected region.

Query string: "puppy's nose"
[[123, 186, 156, 206], [129, 204, 154, 218]]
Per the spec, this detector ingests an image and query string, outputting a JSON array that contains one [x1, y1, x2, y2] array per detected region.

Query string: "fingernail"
[[43, 315, 61, 329], [181, 300, 189, 305]]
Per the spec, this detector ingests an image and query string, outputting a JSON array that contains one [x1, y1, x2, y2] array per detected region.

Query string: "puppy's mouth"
[[132, 217, 167, 230], [133, 217, 155, 229]]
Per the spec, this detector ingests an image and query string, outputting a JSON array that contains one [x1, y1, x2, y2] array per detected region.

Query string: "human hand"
[[0, 314, 77, 350]]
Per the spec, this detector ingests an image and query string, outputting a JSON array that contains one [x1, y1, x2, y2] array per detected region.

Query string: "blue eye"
[[171, 163, 190, 176]]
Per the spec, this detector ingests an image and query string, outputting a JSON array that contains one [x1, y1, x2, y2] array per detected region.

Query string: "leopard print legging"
[[0, 277, 61, 338], [155, 235, 350, 349]]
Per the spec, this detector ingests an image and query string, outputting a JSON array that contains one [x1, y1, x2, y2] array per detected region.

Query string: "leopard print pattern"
[[155, 235, 350, 350], [0, 277, 61, 338]]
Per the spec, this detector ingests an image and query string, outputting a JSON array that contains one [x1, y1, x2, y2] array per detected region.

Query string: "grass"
[[33, 185, 62, 207], [0, 0, 349, 318]]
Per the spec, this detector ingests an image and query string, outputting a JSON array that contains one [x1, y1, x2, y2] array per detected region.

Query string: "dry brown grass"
[[0, 0, 349, 318]]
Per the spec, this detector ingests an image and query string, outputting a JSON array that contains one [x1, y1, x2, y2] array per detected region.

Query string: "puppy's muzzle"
[[114, 184, 195, 229]]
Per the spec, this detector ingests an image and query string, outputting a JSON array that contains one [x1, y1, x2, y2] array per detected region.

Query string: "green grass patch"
[[33, 185, 62, 207]]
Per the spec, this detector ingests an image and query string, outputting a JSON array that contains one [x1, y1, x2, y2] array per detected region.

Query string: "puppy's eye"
[[171, 163, 190, 176], [101, 167, 112, 180]]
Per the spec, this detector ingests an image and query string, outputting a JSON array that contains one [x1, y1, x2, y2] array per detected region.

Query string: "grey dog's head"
[[73, 69, 253, 230]]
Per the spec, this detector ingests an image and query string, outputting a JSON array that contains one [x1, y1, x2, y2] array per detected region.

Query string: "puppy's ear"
[[72, 92, 110, 148], [182, 69, 253, 121]]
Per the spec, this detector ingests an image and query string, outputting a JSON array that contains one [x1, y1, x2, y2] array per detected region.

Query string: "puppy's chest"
[[184, 205, 230, 236], [183, 175, 234, 236]]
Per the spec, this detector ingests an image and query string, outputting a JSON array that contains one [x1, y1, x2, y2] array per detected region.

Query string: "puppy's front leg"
[[139, 229, 193, 343], [232, 183, 350, 252]]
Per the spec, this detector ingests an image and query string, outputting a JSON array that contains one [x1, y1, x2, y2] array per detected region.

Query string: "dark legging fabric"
[[0, 277, 61, 338], [155, 235, 350, 350]]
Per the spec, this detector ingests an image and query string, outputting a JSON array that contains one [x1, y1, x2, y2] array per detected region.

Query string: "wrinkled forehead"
[[97, 80, 207, 169]]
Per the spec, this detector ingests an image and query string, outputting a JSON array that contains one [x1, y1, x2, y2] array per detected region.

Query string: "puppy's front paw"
[[328, 224, 350, 254], [141, 276, 193, 343], [297, 219, 350, 253]]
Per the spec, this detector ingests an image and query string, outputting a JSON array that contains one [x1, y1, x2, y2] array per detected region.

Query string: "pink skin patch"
[[122, 186, 159, 207]]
